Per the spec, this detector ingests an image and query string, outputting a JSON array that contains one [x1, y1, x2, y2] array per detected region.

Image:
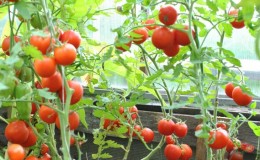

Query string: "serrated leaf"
[[248, 121, 260, 136], [106, 140, 123, 148], [206, 0, 218, 12], [99, 153, 112, 159], [37, 89, 56, 99], [93, 109, 115, 120], [23, 45, 43, 59]]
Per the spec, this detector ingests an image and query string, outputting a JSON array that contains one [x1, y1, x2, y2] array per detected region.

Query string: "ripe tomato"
[[22, 127, 37, 147], [119, 106, 124, 114], [164, 144, 182, 160], [152, 27, 173, 49], [35, 81, 43, 89], [225, 82, 235, 98], [195, 124, 203, 131], [128, 125, 141, 137], [103, 119, 121, 130], [232, 86, 252, 106], [115, 36, 132, 52], [54, 43, 77, 66], [41, 71, 62, 92], [58, 80, 83, 105], [129, 106, 138, 120], [159, 5, 178, 26], [140, 127, 154, 143], [229, 150, 243, 160], [180, 144, 193, 160], [34, 56, 56, 78], [163, 43, 180, 57], [131, 27, 148, 44], [70, 136, 75, 146], [60, 30, 81, 49], [7, 144, 25, 160], [229, 10, 245, 29], [40, 153, 51, 160], [174, 122, 188, 138], [174, 26, 195, 46], [5, 120, 29, 144], [55, 111, 80, 130], [226, 138, 235, 153], [216, 122, 227, 130], [165, 135, 175, 145], [240, 142, 255, 153], [208, 128, 229, 149], [41, 143, 49, 155], [39, 105, 58, 124], [2, 36, 20, 56], [30, 34, 53, 55], [157, 119, 175, 136], [144, 18, 157, 30], [31, 103, 37, 114], [25, 155, 39, 160]]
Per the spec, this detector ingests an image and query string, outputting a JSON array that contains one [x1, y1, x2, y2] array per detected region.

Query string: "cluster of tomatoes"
[[225, 83, 252, 106], [115, 5, 195, 57], [196, 122, 254, 160]]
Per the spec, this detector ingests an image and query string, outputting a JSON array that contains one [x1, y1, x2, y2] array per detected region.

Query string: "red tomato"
[[7, 144, 25, 160], [55, 111, 80, 130], [39, 105, 58, 124], [174, 122, 188, 138], [1, 36, 20, 56], [115, 36, 132, 52], [40, 153, 51, 160], [35, 81, 43, 89], [21, 127, 37, 147], [119, 106, 124, 114], [54, 43, 77, 66], [58, 80, 83, 105], [163, 43, 180, 57], [131, 27, 148, 44], [165, 135, 175, 145], [195, 124, 203, 131], [30, 34, 53, 54], [152, 27, 174, 49], [144, 18, 157, 30], [174, 26, 195, 46], [140, 127, 154, 143], [226, 138, 235, 153], [103, 119, 121, 130], [159, 5, 178, 26], [157, 119, 175, 136], [34, 56, 56, 78], [229, 150, 243, 160], [216, 122, 227, 130], [60, 30, 81, 49], [229, 10, 245, 29], [31, 103, 37, 114], [41, 71, 62, 92], [232, 86, 252, 106], [208, 128, 229, 149], [180, 144, 193, 160], [128, 125, 141, 137], [25, 155, 39, 160], [164, 144, 182, 160], [70, 136, 75, 146], [240, 142, 255, 153], [41, 143, 49, 155], [225, 82, 235, 98], [129, 106, 138, 120], [5, 120, 29, 144]]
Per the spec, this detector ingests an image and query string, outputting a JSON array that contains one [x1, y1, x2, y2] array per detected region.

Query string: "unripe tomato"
[[232, 86, 252, 106], [7, 144, 25, 160], [58, 80, 83, 105], [140, 127, 154, 143], [54, 43, 77, 66], [152, 27, 174, 49], [19, 66, 33, 82], [0, 74, 16, 99], [131, 27, 148, 44], [34, 56, 56, 78], [30, 14, 47, 29], [157, 119, 175, 136], [1, 36, 21, 56], [5, 120, 29, 144], [225, 82, 235, 98], [229, 9, 245, 29], [159, 5, 178, 26], [60, 30, 81, 49], [41, 71, 62, 92], [39, 105, 58, 124]]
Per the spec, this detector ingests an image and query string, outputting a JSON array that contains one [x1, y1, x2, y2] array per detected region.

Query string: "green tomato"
[[19, 67, 32, 82], [30, 14, 47, 29], [0, 73, 16, 107]]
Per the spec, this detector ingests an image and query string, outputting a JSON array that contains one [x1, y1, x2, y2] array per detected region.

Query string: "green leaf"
[[250, 101, 257, 109], [206, 0, 218, 12], [106, 140, 124, 148], [248, 121, 260, 136], [222, 23, 233, 37], [87, 24, 98, 32], [23, 45, 43, 59], [93, 109, 115, 120], [77, 109, 88, 129], [225, 57, 241, 67], [99, 153, 112, 159], [217, 108, 235, 119], [37, 89, 56, 99], [15, 1, 37, 20]]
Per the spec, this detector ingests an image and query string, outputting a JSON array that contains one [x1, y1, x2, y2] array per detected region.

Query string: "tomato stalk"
[[256, 136, 260, 160], [122, 124, 134, 160], [141, 137, 165, 160]]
